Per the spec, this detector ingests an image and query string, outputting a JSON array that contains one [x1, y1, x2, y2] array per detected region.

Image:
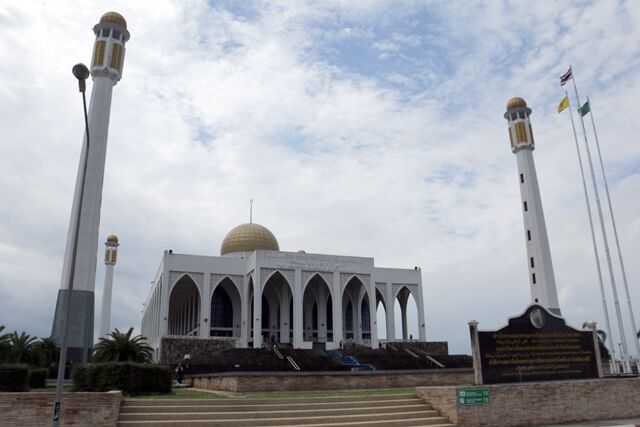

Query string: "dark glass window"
[[210, 287, 232, 328], [532, 273, 537, 284], [312, 303, 318, 330], [520, 173, 524, 183], [112, 29, 121, 40], [527, 230, 531, 241], [345, 302, 353, 331], [326, 296, 333, 330], [361, 299, 370, 333], [289, 298, 293, 329], [530, 257, 535, 268], [524, 201, 528, 212]]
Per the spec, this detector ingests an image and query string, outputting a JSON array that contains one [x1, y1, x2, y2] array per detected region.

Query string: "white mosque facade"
[[141, 223, 426, 359]]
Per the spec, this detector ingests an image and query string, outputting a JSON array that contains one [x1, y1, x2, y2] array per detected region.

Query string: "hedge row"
[[0, 364, 29, 391], [28, 368, 47, 388], [0, 365, 50, 391], [72, 362, 172, 396]]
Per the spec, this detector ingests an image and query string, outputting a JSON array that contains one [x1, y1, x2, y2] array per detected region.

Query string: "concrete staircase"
[[117, 392, 455, 426]]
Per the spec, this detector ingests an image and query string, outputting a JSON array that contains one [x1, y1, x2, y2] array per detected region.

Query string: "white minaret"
[[52, 12, 130, 362], [505, 97, 561, 315], [99, 235, 119, 339]]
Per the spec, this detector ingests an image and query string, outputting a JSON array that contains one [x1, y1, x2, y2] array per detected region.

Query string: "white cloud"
[[0, 0, 639, 355]]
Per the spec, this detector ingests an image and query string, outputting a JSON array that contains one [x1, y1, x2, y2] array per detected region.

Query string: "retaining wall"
[[190, 368, 473, 392], [416, 377, 640, 427], [0, 391, 122, 427]]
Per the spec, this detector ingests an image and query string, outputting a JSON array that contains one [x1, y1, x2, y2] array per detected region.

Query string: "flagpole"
[[587, 97, 640, 371], [564, 91, 618, 373], [570, 68, 632, 373]]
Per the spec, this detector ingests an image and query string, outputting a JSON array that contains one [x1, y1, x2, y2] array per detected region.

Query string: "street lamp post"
[[52, 63, 91, 427]]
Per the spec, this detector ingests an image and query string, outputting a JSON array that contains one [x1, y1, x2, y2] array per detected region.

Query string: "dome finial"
[[249, 198, 254, 224]]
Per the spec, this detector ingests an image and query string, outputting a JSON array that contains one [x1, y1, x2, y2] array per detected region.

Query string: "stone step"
[[120, 398, 429, 413], [118, 393, 455, 427], [117, 414, 451, 426], [122, 393, 418, 406], [119, 405, 437, 421]]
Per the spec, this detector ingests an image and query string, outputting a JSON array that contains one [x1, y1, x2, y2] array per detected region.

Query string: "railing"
[[424, 354, 445, 368], [273, 346, 284, 359], [286, 356, 300, 371]]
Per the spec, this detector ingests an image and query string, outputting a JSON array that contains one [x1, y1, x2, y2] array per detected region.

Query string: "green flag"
[[579, 100, 591, 117]]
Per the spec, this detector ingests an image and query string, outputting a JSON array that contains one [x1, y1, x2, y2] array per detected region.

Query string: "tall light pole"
[[53, 63, 91, 427]]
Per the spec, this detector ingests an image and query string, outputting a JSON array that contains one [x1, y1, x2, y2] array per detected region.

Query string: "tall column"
[[252, 269, 262, 348], [293, 269, 304, 347], [416, 281, 427, 341], [368, 286, 378, 348], [52, 12, 130, 363], [331, 272, 343, 347], [199, 275, 210, 338], [98, 235, 118, 339], [505, 97, 561, 315], [385, 283, 395, 340], [240, 276, 250, 347]]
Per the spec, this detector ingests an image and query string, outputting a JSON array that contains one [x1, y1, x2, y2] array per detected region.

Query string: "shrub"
[[28, 368, 47, 388], [48, 364, 71, 379], [0, 364, 29, 392], [72, 362, 171, 396]]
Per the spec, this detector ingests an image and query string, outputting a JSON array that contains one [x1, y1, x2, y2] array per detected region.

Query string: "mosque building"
[[141, 221, 426, 359]]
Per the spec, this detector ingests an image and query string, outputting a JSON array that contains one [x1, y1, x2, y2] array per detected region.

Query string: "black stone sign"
[[472, 305, 601, 384]]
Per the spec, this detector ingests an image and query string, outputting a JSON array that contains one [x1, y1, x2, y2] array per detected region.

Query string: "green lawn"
[[134, 387, 415, 400], [244, 387, 416, 399], [136, 388, 229, 399]]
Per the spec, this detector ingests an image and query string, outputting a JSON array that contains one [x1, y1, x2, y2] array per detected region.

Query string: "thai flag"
[[560, 67, 572, 86]]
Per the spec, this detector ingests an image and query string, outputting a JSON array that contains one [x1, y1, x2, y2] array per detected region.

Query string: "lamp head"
[[72, 63, 90, 92]]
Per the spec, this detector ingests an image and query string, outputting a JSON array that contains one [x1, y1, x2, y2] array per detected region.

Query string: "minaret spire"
[[504, 97, 561, 315], [99, 235, 119, 339], [52, 12, 130, 362]]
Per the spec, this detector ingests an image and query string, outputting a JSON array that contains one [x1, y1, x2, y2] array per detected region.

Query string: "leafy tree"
[[9, 331, 38, 364], [92, 328, 153, 363], [35, 336, 59, 367]]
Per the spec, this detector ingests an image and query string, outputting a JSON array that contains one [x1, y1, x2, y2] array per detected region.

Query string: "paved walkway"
[[542, 419, 640, 427]]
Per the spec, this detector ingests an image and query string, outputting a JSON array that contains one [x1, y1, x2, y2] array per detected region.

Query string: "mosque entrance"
[[167, 275, 200, 336], [303, 274, 333, 343], [210, 277, 240, 338]]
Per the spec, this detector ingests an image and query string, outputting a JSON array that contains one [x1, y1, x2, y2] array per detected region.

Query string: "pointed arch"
[[303, 273, 332, 343], [394, 285, 419, 340], [210, 277, 240, 337], [168, 274, 201, 336]]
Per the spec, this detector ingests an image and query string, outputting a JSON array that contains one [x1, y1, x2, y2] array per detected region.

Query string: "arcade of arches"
[[141, 222, 426, 355]]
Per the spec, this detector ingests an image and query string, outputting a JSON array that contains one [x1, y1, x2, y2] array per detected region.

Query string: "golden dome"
[[106, 234, 119, 243], [296, 250, 306, 254], [220, 223, 279, 255], [507, 97, 527, 110], [100, 11, 127, 29]]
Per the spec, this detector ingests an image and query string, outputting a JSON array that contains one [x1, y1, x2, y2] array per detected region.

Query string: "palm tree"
[[9, 331, 38, 364], [0, 325, 11, 363], [93, 328, 153, 363], [35, 336, 60, 367]]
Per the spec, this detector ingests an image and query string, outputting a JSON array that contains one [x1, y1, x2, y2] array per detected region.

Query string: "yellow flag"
[[557, 95, 569, 113]]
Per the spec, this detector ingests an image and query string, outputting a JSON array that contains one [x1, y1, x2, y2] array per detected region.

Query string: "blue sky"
[[0, 0, 639, 355]]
